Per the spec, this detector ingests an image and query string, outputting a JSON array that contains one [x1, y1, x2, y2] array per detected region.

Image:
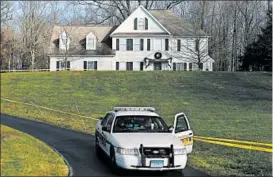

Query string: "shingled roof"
[[48, 25, 118, 56], [148, 10, 207, 37]]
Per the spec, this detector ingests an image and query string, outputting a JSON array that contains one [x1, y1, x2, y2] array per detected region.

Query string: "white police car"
[[95, 107, 193, 172]]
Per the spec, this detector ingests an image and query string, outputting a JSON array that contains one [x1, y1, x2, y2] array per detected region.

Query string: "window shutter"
[[140, 39, 144, 51], [67, 61, 70, 71], [173, 63, 176, 71], [116, 62, 119, 70], [145, 18, 148, 30], [116, 39, 119, 51], [184, 63, 187, 71], [94, 61, 97, 70], [165, 39, 169, 51], [134, 18, 137, 30], [177, 39, 181, 51], [147, 39, 150, 51], [195, 39, 199, 51], [84, 61, 87, 71], [56, 61, 60, 71], [140, 62, 144, 71]]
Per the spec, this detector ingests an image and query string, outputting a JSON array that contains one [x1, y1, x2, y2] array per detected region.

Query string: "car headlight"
[[173, 148, 186, 155], [116, 147, 139, 156]]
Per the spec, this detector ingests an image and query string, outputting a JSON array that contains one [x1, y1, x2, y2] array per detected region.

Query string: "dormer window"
[[134, 17, 148, 30], [86, 32, 97, 50], [59, 32, 70, 50], [138, 18, 144, 30]]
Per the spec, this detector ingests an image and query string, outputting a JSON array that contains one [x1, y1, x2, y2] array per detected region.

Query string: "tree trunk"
[[268, 0, 272, 11], [231, 3, 237, 72], [200, 0, 206, 30], [31, 48, 35, 70]]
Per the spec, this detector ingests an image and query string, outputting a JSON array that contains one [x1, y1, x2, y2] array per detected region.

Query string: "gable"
[[111, 6, 170, 36]]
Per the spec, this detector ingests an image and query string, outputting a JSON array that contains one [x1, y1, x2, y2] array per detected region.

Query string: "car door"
[[103, 114, 115, 157], [97, 113, 111, 153], [172, 113, 193, 154]]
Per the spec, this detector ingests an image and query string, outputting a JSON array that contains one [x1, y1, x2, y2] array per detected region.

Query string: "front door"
[[172, 113, 193, 154], [154, 62, 162, 70]]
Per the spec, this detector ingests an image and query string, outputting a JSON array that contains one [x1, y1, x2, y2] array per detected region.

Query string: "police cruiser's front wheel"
[[110, 146, 121, 174]]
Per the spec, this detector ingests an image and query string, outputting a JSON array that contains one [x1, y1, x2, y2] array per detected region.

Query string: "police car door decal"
[[173, 113, 193, 154]]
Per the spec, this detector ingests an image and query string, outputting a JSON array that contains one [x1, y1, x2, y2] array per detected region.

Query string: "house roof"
[[148, 10, 208, 37], [48, 25, 118, 56]]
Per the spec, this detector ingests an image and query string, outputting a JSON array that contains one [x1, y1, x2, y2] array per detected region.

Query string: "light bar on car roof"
[[114, 107, 155, 112]]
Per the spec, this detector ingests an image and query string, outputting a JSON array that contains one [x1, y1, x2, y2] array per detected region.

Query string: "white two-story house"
[[48, 5, 214, 71]]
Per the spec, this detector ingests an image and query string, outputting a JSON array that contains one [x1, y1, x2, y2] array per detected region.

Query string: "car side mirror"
[[168, 126, 174, 132], [102, 126, 108, 132]]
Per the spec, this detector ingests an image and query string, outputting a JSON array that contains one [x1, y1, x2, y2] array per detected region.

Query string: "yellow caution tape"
[[194, 137, 272, 153], [1, 97, 99, 120], [194, 135, 272, 147]]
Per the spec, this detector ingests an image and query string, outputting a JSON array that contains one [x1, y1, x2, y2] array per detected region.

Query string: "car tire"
[[110, 146, 120, 174], [95, 135, 102, 158]]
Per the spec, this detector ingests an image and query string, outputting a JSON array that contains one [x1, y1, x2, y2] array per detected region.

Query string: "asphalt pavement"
[[1, 114, 209, 177]]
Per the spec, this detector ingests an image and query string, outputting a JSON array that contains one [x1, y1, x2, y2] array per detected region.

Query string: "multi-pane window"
[[87, 37, 95, 50], [126, 62, 133, 71], [60, 32, 70, 50], [176, 63, 187, 71], [138, 18, 144, 30], [84, 61, 97, 70], [189, 63, 192, 71], [134, 39, 140, 51], [126, 39, 133, 51], [56, 61, 70, 71]]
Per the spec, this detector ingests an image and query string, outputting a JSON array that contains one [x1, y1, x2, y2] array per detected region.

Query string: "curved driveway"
[[1, 114, 209, 177]]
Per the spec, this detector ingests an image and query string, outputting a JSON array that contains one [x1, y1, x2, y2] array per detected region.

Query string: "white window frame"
[[87, 61, 96, 70], [59, 32, 70, 50], [86, 32, 97, 50], [138, 18, 144, 30]]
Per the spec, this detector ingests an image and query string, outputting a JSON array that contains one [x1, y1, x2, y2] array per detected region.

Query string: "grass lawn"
[[1, 71, 272, 176], [0, 125, 68, 176]]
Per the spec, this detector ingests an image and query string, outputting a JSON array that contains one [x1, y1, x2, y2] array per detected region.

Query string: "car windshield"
[[113, 116, 169, 133]]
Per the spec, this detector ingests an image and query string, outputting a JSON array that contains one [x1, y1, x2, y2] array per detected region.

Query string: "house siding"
[[48, 6, 214, 72]]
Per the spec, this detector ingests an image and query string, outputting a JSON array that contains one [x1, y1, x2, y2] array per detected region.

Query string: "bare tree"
[[0, 28, 21, 71], [1, 1, 13, 26], [19, 1, 49, 70], [73, 1, 183, 25]]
